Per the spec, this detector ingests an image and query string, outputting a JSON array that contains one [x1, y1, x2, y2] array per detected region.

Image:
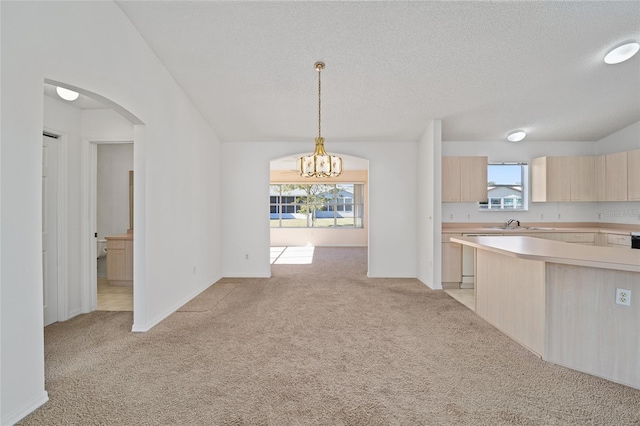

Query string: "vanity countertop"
[[105, 232, 133, 240]]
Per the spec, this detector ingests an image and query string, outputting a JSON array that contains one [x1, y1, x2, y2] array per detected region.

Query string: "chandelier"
[[298, 62, 342, 178]]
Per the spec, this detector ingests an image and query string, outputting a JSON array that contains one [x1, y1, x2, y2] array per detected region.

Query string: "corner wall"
[[222, 141, 418, 278], [1, 2, 223, 423], [417, 121, 442, 289]]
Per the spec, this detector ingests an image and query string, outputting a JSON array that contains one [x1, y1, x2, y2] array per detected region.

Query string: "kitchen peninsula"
[[451, 235, 640, 390]]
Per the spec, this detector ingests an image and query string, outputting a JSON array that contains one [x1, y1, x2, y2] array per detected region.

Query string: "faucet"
[[505, 218, 520, 228]]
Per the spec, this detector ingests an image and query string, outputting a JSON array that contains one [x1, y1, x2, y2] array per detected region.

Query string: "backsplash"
[[442, 201, 640, 225]]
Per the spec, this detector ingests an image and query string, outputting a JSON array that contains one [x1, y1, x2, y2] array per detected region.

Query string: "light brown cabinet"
[[106, 236, 133, 285], [531, 156, 571, 202], [606, 234, 631, 248], [605, 151, 628, 201], [441, 233, 462, 288], [442, 156, 488, 203], [570, 156, 596, 201], [595, 155, 606, 201], [627, 148, 640, 201]]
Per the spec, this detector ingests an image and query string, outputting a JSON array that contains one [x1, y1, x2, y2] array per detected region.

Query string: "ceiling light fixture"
[[604, 41, 639, 65], [56, 86, 79, 101], [507, 130, 526, 142], [298, 62, 342, 178]]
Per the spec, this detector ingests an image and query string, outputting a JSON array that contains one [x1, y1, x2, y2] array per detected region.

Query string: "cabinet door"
[[570, 156, 595, 201], [595, 155, 606, 202], [460, 156, 488, 202], [124, 240, 134, 280], [531, 157, 548, 202], [442, 242, 462, 284], [107, 248, 127, 280], [547, 157, 571, 202], [531, 156, 570, 202], [442, 157, 461, 202], [627, 149, 640, 201], [605, 151, 627, 201]]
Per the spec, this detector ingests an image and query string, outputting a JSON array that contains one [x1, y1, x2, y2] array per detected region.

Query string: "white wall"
[[596, 121, 640, 155], [97, 144, 133, 238], [222, 141, 418, 278], [595, 121, 640, 224], [1, 2, 222, 423], [417, 121, 442, 289]]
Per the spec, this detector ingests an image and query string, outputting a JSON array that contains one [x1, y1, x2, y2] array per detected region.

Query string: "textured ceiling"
[[115, 1, 640, 143]]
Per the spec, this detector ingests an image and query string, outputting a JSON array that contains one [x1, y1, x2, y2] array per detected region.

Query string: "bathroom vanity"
[[106, 233, 133, 286]]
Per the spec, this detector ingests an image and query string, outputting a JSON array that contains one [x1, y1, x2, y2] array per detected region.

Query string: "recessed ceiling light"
[[507, 130, 526, 142], [604, 41, 639, 65], [56, 86, 79, 101]]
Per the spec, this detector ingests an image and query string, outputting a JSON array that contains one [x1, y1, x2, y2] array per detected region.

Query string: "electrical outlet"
[[540, 213, 544, 220], [598, 213, 602, 220], [557, 213, 561, 219], [245, 253, 249, 260], [616, 288, 631, 306], [467, 213, 471, 219], [192, 266, 197, 275], [450, 214, 454, 219]]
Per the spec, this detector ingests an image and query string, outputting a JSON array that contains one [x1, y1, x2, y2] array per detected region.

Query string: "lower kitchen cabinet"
[[442, 234, 462, 288]]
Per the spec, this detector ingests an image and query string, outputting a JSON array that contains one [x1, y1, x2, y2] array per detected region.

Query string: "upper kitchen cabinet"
[[531, 156, 571, 202], [570, 156, 596, 201], [605, 151, 627, 201], [442, 156, 488, 203], [595, 155, 606, 201], [627, 149, 640, 201]]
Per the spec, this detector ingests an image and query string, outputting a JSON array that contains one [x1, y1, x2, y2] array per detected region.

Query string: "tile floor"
[[444, 288, 475, 311], [97, 278, 133, 311]]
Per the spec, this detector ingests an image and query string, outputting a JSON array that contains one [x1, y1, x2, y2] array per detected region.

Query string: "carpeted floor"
[[21, 247, 640, 425]]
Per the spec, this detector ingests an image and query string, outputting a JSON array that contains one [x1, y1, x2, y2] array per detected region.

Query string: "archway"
[[269, 153, 369, 268]]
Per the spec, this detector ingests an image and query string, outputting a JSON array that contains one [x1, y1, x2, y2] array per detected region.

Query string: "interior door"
[[43, 134, 59, 326]]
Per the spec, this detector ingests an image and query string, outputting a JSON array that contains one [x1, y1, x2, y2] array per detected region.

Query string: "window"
[[479, 163, 528, 211], [270, 183, 364, 228]]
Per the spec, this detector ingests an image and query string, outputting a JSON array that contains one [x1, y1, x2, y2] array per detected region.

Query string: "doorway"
[[42, 80, 143, 327], [93, 142, 134, 311], [42, 133, 60, 326]]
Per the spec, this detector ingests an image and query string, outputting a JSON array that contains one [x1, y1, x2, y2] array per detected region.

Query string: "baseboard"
[[66, 308, 83, 321], [131, 277, 222, 333], [223, 272, 271, 278], [2, 391, 49, 425]]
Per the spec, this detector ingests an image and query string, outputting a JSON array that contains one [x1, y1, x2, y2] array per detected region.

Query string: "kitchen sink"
[[485, 226, 522, 230]]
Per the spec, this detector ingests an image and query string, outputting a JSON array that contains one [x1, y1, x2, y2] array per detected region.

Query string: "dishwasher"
[[632, 232, 640, 249], [461, 234, 493, 288]]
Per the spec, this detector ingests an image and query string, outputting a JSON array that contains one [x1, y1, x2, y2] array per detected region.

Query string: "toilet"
[[97, 239, 108, 259]]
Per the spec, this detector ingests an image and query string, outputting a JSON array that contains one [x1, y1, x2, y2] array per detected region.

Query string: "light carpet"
[[20, 247, 640, 425]]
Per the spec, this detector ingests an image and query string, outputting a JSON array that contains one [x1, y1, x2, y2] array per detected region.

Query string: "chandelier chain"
[[318, 65, 322, 139]]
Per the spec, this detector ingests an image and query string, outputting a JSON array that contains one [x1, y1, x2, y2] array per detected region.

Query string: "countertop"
[[451, 235, 640, 273], [105, 233, 133, 240], [443, 222, 639, 235]]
